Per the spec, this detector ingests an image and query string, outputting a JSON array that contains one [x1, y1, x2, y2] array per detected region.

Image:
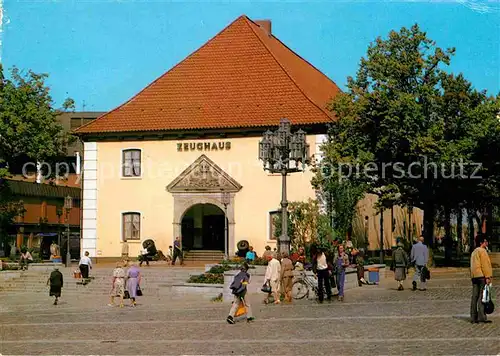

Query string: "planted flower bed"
[[187, 262, 244, 284], [187, 273, 224, 284]]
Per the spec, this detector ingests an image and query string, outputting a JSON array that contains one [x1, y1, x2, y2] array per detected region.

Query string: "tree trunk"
[[457, 208, 463, 258], [468, 209, 475, 251], [444, 206, 452, 265], [379, 209, 384, 264], [408, 206, 413, 242], [486, 205, 493, 238], [423, 201, 434, 248]]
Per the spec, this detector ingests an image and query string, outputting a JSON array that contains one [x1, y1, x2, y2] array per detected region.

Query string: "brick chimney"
[[255, 20, 271, 35]]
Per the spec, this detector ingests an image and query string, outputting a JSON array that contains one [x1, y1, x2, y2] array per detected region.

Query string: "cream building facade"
[[76, 15, 422, 260]]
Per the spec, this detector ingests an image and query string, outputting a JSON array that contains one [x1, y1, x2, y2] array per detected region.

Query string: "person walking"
[[172, 237, 184, 266], [312, 247, 332, 303], [47, 267, 63, 305], [335, 245, 349, 301], [227, 263, 254, 324], [262, 246, 273, 261], [264, 252, 281, 304], [470, 237, 493, 324], [391, 242, 409, 291], [410, 236, 429, 291], [109, 262, 126, 307], [78, 251, 92, 284], [126, 262, 142, 307], [280, 251, 294, 303]]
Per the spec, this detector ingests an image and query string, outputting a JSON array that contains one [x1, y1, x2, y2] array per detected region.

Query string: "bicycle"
[[292, 270, 326, 300]]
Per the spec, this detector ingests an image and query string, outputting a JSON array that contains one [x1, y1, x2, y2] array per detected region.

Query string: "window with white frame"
[[122, 212, 141, 241], [122, 149, 141, 177], [269, 210, 279, 241]]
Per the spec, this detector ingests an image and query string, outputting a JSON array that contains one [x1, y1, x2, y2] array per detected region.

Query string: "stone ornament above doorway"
[[166, 154, 242, 255], [166, 154, 242, 193]]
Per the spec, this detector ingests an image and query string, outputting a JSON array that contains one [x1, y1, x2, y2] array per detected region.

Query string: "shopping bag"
[[235, 301, 246, 317]]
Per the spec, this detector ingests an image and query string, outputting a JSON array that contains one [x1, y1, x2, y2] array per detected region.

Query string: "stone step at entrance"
[[0, 267, 205, 295], [183, 250, 224, 262]]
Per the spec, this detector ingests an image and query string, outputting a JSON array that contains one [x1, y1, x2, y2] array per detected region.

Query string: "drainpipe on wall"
[[36, 161, 42, 183]]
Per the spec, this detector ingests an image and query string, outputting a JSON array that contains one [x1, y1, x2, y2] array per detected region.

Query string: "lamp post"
[[64, 195, 73, 267], [220, 190, 230, 259], [258, 118, 310, 254]]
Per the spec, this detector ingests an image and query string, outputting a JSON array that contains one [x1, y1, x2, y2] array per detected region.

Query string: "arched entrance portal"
[[181, 203, 226, 251]]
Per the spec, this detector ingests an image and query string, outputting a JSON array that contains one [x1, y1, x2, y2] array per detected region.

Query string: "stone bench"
[[171, 283, 223, 300]]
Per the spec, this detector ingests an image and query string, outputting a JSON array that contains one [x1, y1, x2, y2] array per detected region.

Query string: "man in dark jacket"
[[312, 247, 332, 303], [47, 267, 63, 305], [227, 263, 254, 324]]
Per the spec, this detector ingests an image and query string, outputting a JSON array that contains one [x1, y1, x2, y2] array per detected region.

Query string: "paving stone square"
[[1, 268, 499, 355]]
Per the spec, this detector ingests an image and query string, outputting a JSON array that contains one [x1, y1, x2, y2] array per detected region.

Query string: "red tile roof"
[[76, 15, 340, 134]]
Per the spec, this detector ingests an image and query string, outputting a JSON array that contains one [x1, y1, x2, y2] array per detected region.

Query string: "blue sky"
[[1, 0, 499, 111]]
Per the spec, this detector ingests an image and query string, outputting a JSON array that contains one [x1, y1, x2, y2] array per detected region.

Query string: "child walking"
[[227, 263, 254, 324]]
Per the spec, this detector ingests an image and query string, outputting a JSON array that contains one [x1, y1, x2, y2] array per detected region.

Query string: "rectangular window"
[[269, 210, 279, 241], [122, 149, 141, 177], [122, 212, 140, 241]]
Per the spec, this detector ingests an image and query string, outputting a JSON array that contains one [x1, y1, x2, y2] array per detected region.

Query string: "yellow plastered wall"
[[92, 136, 318, 258]]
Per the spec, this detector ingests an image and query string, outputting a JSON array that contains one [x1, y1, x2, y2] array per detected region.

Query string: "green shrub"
[[208, 264, 231, 274], [219, 260, 256, 269], [187, 273, 223, 284], [250, 257, 268, 266]]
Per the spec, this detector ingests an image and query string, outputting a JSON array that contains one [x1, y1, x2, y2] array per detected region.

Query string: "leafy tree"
[[0, 64, 74, 249], [322, 24, 499, 264], [312, 161, 367, 243], [0, 64, 74, 170], [325, 24, 461, 249], [433, 75, 499, 262], [272, 199, 335, 250]]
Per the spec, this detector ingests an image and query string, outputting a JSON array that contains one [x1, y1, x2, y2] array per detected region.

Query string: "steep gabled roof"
[[76, 15, 340, 134]]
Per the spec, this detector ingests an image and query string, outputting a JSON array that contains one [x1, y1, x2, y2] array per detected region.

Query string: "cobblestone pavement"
[[1, 268, 499, 355]]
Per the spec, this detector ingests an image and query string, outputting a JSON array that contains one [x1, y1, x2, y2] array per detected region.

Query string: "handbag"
[[136, 285, 143, 296], [124, 290, 130, 299], [484, 300, 495, 315], [261, 281, 271, 293], [330, 274, 337, 289]]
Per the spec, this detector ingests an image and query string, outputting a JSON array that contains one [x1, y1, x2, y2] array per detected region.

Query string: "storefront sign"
[[177, 141, 231, 152]]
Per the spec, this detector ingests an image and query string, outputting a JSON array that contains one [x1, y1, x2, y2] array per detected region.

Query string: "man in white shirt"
[[264, 252, 281, 304], [79, 251, 92, 282]]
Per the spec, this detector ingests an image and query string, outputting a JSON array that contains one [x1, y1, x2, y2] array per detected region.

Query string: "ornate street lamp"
[[220, 190, 230, 259], [258, 118, 310, 254], [64, 195, 73, 267]]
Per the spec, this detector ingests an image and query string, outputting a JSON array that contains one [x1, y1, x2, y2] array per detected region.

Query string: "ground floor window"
[[123, 212, 141, 241]]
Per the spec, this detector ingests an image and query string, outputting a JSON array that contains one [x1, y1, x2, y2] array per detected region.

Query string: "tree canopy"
[[0, 64, 74, 245], [318, 24, 500, 256], [0, 64, 74, 169]]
